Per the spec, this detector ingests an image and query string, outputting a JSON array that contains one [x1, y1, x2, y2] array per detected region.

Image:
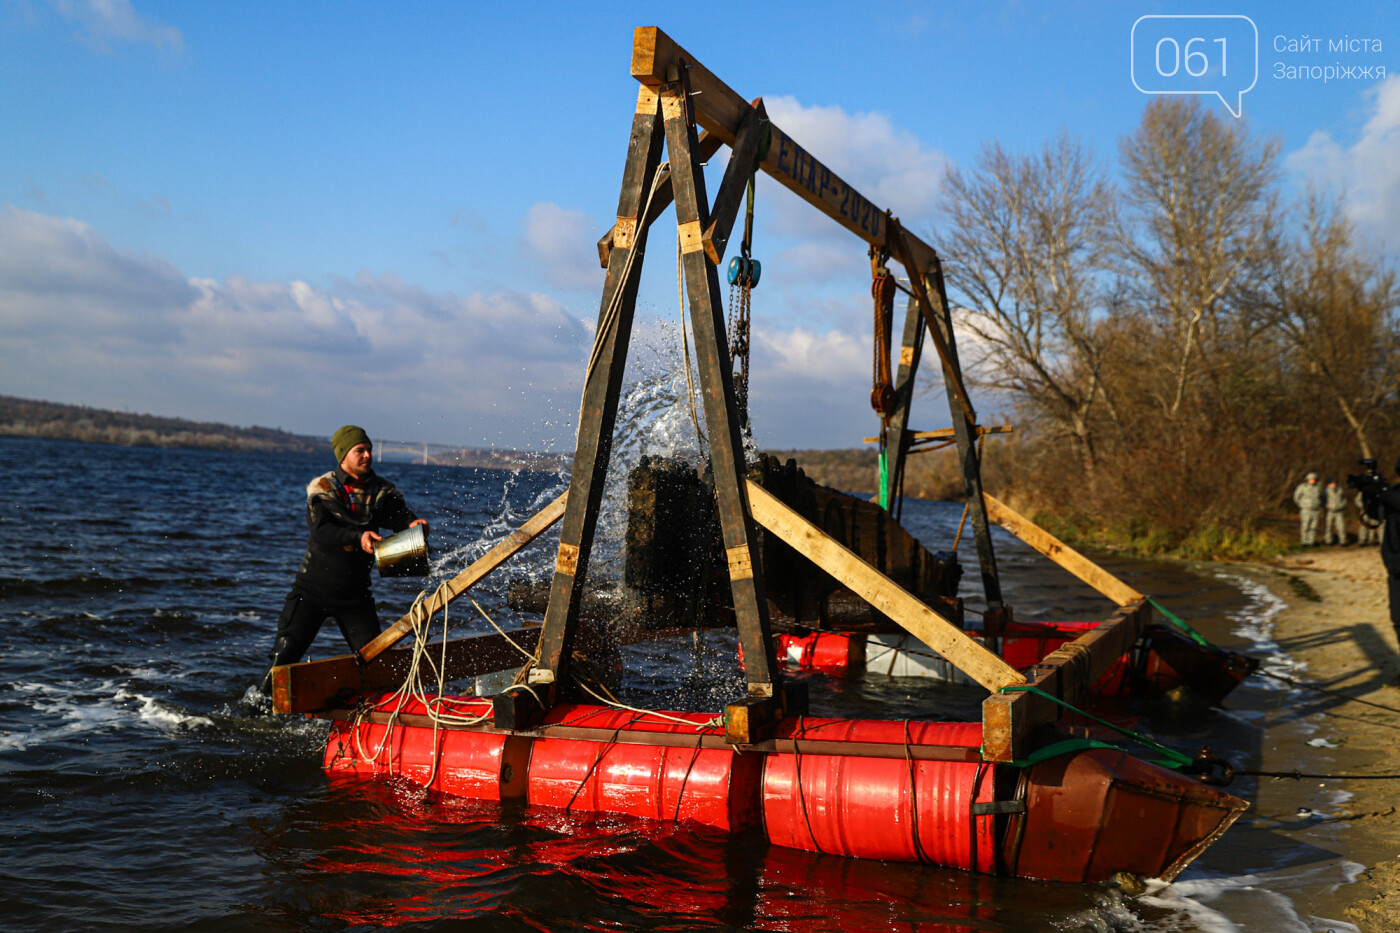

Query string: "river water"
[[0, 434, 1369, 931]]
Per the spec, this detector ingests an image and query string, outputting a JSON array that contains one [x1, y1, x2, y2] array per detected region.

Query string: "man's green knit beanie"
[[332, 425, 371, 463]]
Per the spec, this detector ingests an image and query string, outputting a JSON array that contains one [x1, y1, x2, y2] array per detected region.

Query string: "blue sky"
[[1, 1, 1396, 450]]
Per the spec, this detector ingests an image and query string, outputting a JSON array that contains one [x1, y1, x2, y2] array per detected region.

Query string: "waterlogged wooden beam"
[[630, 26, 939, 274], [982, 493, 1144, 607], [746, 480, 1025, 693], [357, 492, 567, 664], [981, 601, 1149, 762], [272, 627, 542, 715]]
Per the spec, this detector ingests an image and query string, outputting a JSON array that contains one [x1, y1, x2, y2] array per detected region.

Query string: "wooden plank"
[[357, 493, 566, 664], [272, 627, 542, 715], [746, 480, 1025, 693], [981, 601, 1149, 762], [864, 425, 1014, 445], [701, 100, 768, 265], [662, 77, 781, 695], [983, 493, 1144, 607], [884, 291, 925, 519], [888, 224, 975, 425], [631, 27, 940, 275], [596, 132, 725, 268]]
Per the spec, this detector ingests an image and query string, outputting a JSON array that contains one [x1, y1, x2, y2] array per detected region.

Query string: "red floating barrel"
[[526, 703, 761, 832], [1002, 621, 1130, 697], [761, 718, 997, 872], [324, 694, 531, 801], [775, 631, 866, 672]]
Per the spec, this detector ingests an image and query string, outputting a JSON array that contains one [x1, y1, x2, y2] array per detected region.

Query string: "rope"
[[791, 716, 823, 853], [952, 501, 971, 552], [1236, 769, 1400, 781], [991, 684, 1195, 770], [584, 162, 670, 396], [903, 719, 931, 863], [1251, 668, 1400, 714]]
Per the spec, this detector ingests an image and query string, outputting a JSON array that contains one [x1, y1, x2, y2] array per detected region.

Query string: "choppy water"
[[0, 434, 1371, 931]]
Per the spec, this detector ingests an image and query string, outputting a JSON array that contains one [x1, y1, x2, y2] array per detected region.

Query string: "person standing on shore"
[[1293, 472, 1322, 546], [1324, 479, 1348, 546], [258, 425, 427, 697], [1356, 459, 1383, 545], [1352, 462, 1400, 644]]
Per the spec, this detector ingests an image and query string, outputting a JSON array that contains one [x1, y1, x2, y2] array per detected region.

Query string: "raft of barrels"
[[324, 695, 1247, 884]]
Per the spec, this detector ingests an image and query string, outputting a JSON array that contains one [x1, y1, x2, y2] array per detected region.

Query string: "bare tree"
[[1117, 98, 1280, 421], [939, 132, 1117, 476], [1260, 193, 1400, 458]]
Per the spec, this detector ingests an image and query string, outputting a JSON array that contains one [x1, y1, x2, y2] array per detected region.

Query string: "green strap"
[[989, 684, 1194, 770], [1146, 596, 1219, 651], [877, 447, 889, 510]]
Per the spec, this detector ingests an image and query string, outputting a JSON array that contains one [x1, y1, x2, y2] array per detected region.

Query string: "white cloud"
[[0, 207, 590, 447], [520, 202, 606, 292], [762, 95, 950, 237], [48, 0, 184, 52], [1287, 75, 1400, 254]]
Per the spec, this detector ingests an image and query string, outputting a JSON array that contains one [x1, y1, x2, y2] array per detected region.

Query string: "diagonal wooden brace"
[[357, 492, 567, 665], [746, 481, 1025, 693]]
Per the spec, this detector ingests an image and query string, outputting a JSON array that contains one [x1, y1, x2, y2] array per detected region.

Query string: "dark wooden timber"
[[357, 493, 566, 664], [596, 131, 725, 268], [525, 85, 669, 721], [701, 100, 769, 265], [981, 600, 1151, 763], [271, 627, 542, 715], [318, 709, 984, 763], [660, 75, 782, 711], [885, 291, 925, 521]]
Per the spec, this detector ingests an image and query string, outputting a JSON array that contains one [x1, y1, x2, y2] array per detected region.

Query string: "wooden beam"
[[982, 493, 1144, 607], [884, 291, 924, 519], [357, 492, 567, 664], [596, 131, 725, 268], [864, 425, 1014, 445], [888, 223, 975, 426], [531, 84, 669, 703], [662, 74, 781, 696], [746, 480, 1025, 693], [981, 601, 1150, 762], [631, 27, 940, 274], [272, 627, 542, 715], [701, 100, 768, 265]]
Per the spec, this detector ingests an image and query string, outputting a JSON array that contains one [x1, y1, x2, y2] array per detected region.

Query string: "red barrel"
[[1001, 621, 1130, 696], [527, 703, 762, 832], [762, 718, 997, 871], [775, 631, 866, 672], [324, 694, 531, 801]]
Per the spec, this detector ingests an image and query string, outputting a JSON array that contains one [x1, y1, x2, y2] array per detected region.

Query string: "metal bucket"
[[374, 525, 429, 577]]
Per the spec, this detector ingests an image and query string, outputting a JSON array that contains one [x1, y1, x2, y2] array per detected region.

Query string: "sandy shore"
[[1248, 546, 1400, 931]]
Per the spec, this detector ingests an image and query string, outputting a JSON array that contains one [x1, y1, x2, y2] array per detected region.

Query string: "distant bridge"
[[375, 440, 568, 471]]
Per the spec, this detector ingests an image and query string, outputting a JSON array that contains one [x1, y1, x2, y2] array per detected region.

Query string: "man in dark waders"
[[1351, 459, 1400, 653], [258, 425, 426, 697]]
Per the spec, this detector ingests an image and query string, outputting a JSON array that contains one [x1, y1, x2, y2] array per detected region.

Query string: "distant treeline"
[[0, 395, 567, 471], [0, 395, 326, 454]]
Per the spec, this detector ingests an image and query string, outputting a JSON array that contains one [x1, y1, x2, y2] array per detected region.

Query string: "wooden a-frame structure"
[[273, 26, 1168, 764], [493, 27, 1027, 741]]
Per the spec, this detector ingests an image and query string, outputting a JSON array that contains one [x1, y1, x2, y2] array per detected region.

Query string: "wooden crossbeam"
[[631, 27, 939, 276], [982, 493, 1144, 607], [272, 627, 542, 715], [864, 425, 1014, 445], [981, 601, 1150, 762], [357, 492, 567, 665], [746, 480, 1025, 693]]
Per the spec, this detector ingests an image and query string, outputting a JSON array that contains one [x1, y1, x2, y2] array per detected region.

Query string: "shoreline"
[[1232, 546, 1400, 931]]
